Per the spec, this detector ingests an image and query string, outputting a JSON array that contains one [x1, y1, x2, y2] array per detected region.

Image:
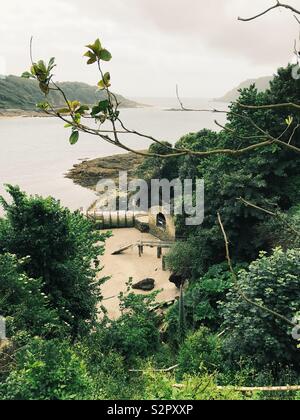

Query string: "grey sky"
[[1, 0, 299, 97]]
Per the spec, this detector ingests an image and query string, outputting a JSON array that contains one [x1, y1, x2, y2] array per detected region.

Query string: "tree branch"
[[238, 1, 300, 22]]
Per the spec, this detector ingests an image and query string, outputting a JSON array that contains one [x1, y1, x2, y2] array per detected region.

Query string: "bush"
[[221, 248, 300, 371], [0, 339, 93, 400], [141, 370, 245, 400], [0, 253, 63, 338], [0, 185, 109, 338], [177, 328, 223, 378], [107, 291, 161, 360]]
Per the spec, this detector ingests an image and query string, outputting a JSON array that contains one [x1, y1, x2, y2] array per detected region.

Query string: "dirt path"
[[100, 228, 179, 319]]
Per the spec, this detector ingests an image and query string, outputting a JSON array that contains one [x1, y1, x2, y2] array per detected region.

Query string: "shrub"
[[0, 185, 109, 338], [95, 289, 161, 361], [177, 328, 223, 378], [0, 253, 63, 338], [221, 248, 300, 371], [0, 339, 93, 400]]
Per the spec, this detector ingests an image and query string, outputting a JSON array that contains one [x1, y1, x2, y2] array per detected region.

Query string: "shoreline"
[[66, 151, 145, 191], [0, 110, 51, 119], [0, 101, 149, 120]]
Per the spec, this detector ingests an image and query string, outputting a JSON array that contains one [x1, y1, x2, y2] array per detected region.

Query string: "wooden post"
[[162, 256, 167, 271], [138, 245, 142, 257], [157, 246, 162, 259]]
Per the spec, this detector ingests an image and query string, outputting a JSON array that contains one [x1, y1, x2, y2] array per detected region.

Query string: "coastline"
[[66, 151, 145, 191], [0, 109, 51, 119], [0, 98, 149, 120]]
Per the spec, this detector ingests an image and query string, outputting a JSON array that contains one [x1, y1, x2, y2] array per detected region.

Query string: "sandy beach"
[[100, 228, 179, 319]]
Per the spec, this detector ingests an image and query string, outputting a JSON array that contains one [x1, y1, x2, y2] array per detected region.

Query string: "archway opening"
[[156, 213, 166, 230]]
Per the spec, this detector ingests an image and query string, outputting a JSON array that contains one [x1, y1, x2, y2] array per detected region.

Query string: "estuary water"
[[0, 98, 227, 214]]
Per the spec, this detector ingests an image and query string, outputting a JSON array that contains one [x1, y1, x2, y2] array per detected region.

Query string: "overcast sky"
[[1, 0, 299, 97]]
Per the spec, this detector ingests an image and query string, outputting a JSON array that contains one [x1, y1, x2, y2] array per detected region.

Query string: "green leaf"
[[77, 105, 90, 115], [93, 38, 102, 55], [47, 57, 56, 72], [84, 51, 93, 58], [74, 113, 81, 124], [37, 60, 47, 73], [91, 100, 109, 117], [91, 106, 100, 116], [36, 102, 50, 110], [69, 131, 79, 145], [86, 39, 102, 55], [21, 71, 33, 79], [97, 80, 105, 90], [99, 49, 112, 61], [103, 72, 111, 87], [87, 56, 97, 65], [57, 108, 71, 114], [98, 99, 110, 112], [64, 123, 72, 128], [84, 51, 97, 65]]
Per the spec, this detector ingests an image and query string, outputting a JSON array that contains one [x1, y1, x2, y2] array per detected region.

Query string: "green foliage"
[[135, 142, 178, 181], [0, 76, 131, 111], [77, 339, 145, 400], [141, 370, 245, 400], [69, 130, 79, 145], [22, 58, 56, 95], [256, 205, 300, 250], [84, 39, 112, 64], [166, 263, 240, 343], [0, 339, 93, 400], [177, 328, 223, 379], [0, 185, 109, 338], [221, 248, 300, 370], [3, 39, 300, 400], [0, 253, 63, 338], [163, 66, 300, 278], [101, 289, 161, 360]]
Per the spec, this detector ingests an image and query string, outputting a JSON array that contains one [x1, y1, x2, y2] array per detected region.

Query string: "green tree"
[[135, 141, 179, 181], [0, 185, 109, 338], [220, 248, 300, 371], [99, 289, 161, 360], [167, 66, 300, 279]]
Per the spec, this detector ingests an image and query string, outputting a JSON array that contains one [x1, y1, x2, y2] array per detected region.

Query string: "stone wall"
[[148, 206, 176, 241]]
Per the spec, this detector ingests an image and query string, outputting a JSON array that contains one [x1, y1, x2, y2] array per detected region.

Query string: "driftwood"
[[218, 385, 300, 392], [172, 384, 300, 392], [129, 364, 179, 373]]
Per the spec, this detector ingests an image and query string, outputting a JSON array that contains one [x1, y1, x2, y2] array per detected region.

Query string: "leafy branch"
[[21, 32, 300, 160]]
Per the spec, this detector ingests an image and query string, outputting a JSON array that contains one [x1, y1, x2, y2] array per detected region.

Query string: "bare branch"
[[239, 102, 300, 111], [176, 84, 187, 111], [238, 1, 300, 22], [238, 197, 300, 237], [238, 197, 276, 216], [129, 364, 179, 373]]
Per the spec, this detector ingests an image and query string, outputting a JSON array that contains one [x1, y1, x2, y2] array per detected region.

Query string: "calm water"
[[0, 99, 227, 213]]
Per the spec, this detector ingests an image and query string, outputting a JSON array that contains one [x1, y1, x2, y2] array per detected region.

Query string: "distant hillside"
[[0, 75, 141, 110], [217, 76, 273, 103]]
